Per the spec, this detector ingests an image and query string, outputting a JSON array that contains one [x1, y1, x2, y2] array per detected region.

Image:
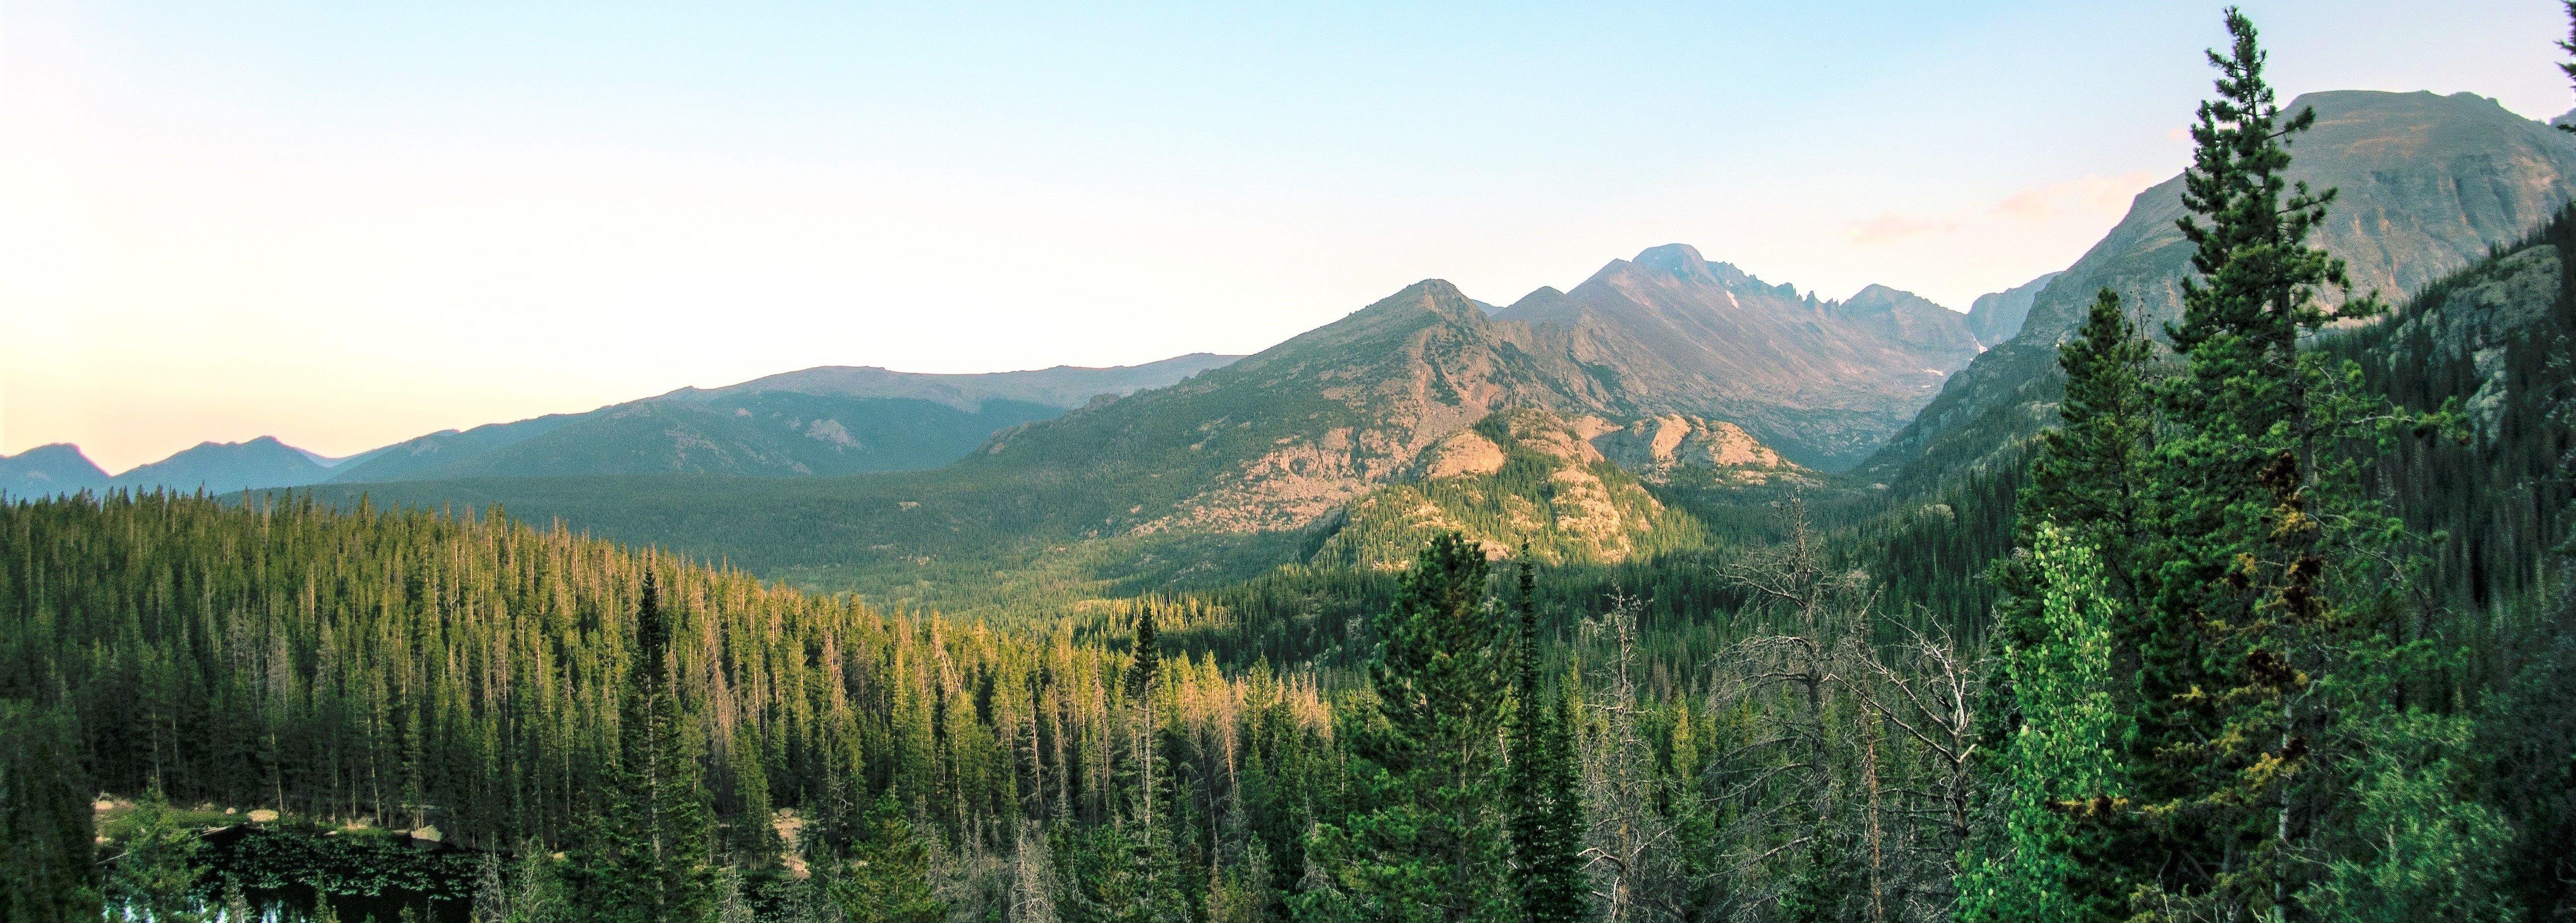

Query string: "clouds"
[[1992, 171, 2160, 222], [1848, 212, 1962, 245], [1843, 171, 2159, 254]]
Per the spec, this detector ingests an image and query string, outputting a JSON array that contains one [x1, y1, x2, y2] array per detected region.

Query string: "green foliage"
[[2303, 711, 2517, 922], [1303, 533, 1514, 923], [1956, 526, 2129, 923], [1503, 562, 1588, 923], [1051, 820, 1188, 923], [575, 571, 721, 923], [819, 794, 945, 923], [0, 699, 100, 923], [106, 787, 210, 923], [2116, 11, 2415, 916]]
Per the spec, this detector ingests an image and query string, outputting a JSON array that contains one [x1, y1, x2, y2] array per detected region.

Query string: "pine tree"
[[574, 570, 717, 923], [725, 724, 781, 867], [823, 793, 946, 923], [1967, 289, 2151, 923], [1127, 608, 1164, 830], [1503, 560, 1588, 923], [0, 700, 102, 923], [1301, 532, 1514, 923], [2123, 10, 2443, 919]]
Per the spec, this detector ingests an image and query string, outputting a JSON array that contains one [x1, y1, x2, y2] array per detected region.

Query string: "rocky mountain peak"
[[1628, 243, 1760, 290]]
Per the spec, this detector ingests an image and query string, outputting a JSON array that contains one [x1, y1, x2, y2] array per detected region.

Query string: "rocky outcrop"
[[1591, 415, 1799, 485]]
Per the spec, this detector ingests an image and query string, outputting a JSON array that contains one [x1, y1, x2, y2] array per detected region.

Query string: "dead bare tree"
[[1696, 493, 1994, 923], [1841, 621, 1983, 922], [1578, 592, 1675, 923]]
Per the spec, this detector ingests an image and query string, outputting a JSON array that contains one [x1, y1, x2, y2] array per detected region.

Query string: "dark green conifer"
[[1504, 559, 1589, 923], [2122, 9, 2415, 918], [1964, 289, 2150, 923], [0, 700, 101, 923], [574, 570, 717, 923], [1301, 532, 1513, 923], [822, 793, 946, 923]]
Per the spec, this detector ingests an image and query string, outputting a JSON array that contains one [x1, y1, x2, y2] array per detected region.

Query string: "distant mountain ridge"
[[1492, 244, 1979, 468], [1965, 271, 2064, 345], [333, 353, 1244, 482], [955, 257, 1913, 537], [16, 354, 1244, 494], [665, 353, 1240, 412], [0, 444, 110, 499], [110, 436, 334, 494], [968, 279, 1623, 535], [1865, 89, 2576, 486]]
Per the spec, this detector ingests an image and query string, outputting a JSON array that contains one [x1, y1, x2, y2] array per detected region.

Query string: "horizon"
[[5, 0, 2569, 471]]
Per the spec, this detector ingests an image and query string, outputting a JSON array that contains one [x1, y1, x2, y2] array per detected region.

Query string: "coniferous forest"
[[10, 8, 2576, 923]]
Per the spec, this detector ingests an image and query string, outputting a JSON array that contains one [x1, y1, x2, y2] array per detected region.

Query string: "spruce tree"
[[1967, 289, 2151, 923], [2123, 10, 2447, 919], [823, 793, 946, 923], [575, 570, 717, 923], [1504, 560, 1588, 923], [0, 700, 101, 923], [1302, 532, 1514, 923]]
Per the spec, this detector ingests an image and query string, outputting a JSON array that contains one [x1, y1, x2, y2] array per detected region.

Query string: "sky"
[[4, 1, 2571, 473]]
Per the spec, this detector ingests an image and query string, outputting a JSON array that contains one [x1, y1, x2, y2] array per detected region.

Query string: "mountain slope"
[[0, 444, 111, 499], [1310, 409, 1802, 570], [1864, 90, 2576, 487], [968, 279, 1624, 534], [323, 414, 587, 483], [295, 279, 1807, 604], [326, 354, 1239, 483], [1492, 245, 1978, 469], [423, 394, 1069, 479], [673, 352, 1240, 410], [110, 436, 334, 493]]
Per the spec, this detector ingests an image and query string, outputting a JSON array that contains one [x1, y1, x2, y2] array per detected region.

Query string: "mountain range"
[[3, 355, 1237, 499], [1492, 245, 1984, 468], [21, 86, 2576, 612], [0, 444, 111, 498], [1865, 90, 2576, 489]]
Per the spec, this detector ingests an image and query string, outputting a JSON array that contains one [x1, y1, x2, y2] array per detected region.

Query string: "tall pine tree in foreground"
[[1300, 532, 1513, 923], [1504, 560, 1589, 923], [574, 569, 717, 923], [2112, 9, 2497, 920]]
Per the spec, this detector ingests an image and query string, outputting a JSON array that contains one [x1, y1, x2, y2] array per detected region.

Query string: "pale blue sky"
[[6, 0, 2570, 470]]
